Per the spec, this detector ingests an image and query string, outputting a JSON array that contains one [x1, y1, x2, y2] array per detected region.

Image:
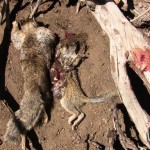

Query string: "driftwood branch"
[[91, 1, 150, 148]]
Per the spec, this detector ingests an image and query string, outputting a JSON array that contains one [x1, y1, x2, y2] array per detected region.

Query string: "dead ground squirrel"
[[51, 33, 117, 130], [4, 18, 56, 149]]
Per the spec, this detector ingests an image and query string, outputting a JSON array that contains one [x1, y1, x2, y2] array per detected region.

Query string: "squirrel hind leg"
[[72, 111, 85, 130], [68, 108, 80, 125]]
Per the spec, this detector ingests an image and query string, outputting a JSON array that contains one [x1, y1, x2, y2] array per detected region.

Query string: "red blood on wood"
[[65, 32, 71, 39], [140, 55, 145, 62], [131, 48, 150, 72]]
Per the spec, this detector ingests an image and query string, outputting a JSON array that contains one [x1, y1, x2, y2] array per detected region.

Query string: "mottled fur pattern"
[[61, 72, 117, 130], [5, 19, 56, 144], [51, 33, 87, 98], [51, 33, 117, 130]]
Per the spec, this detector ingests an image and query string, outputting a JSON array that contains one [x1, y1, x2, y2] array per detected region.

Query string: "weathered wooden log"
[[91, 1, 150, 148]]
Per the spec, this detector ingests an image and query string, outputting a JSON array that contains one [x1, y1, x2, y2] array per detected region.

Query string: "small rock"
[[54, 9, 58, 13], [138, 2, 143, 8], [39, 14, 44, 18], [143, 3, 149, 9]]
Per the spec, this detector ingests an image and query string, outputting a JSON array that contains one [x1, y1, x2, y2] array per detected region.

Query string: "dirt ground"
[[0, 1, 144, 150]]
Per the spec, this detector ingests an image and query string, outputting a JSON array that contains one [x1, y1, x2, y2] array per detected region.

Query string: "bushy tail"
[[4, 117, 22, 143], [4, 93, 45, 143], [83, 90, 117, 103]]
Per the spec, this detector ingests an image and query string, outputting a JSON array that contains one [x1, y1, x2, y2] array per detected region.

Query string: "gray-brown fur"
[[60, 72, 117, 130], [5, 19, 56, 144], [51, 33, 117, 130]]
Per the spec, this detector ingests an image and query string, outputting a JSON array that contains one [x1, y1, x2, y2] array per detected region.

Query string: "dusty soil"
[[0, 1, 145, 150]]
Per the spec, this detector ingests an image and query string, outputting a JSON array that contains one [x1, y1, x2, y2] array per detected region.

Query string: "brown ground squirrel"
[[50, 33, 117, 130], [4, 19, 56, 150]]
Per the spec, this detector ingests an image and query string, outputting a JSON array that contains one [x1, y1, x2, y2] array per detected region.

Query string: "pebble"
[[138, 2, 143, 8], [143, 3, 149, 8], [53, 9, 59, 13], [39, 14, 44, 18]]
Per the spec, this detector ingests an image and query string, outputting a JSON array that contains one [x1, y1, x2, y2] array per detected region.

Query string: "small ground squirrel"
[[4, 18, 56, 150], [51, 32, 117, 130]]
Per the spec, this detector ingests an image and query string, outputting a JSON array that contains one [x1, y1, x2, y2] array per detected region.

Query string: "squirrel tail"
[[83, 90, 117, 103], [4, 92, 45, 143], [4, 117, 22, 143]]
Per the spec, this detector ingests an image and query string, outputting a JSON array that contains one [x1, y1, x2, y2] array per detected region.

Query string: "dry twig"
[[29, 0, 42, 18], [111, 103, 138, 150], [105, 129, 116, 150], [130, 7, 150, 22], [1, 88, 14, 115], [84, 133, 103, 150], [1, 100, 14, 115], [0, 0, 10, 25]]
